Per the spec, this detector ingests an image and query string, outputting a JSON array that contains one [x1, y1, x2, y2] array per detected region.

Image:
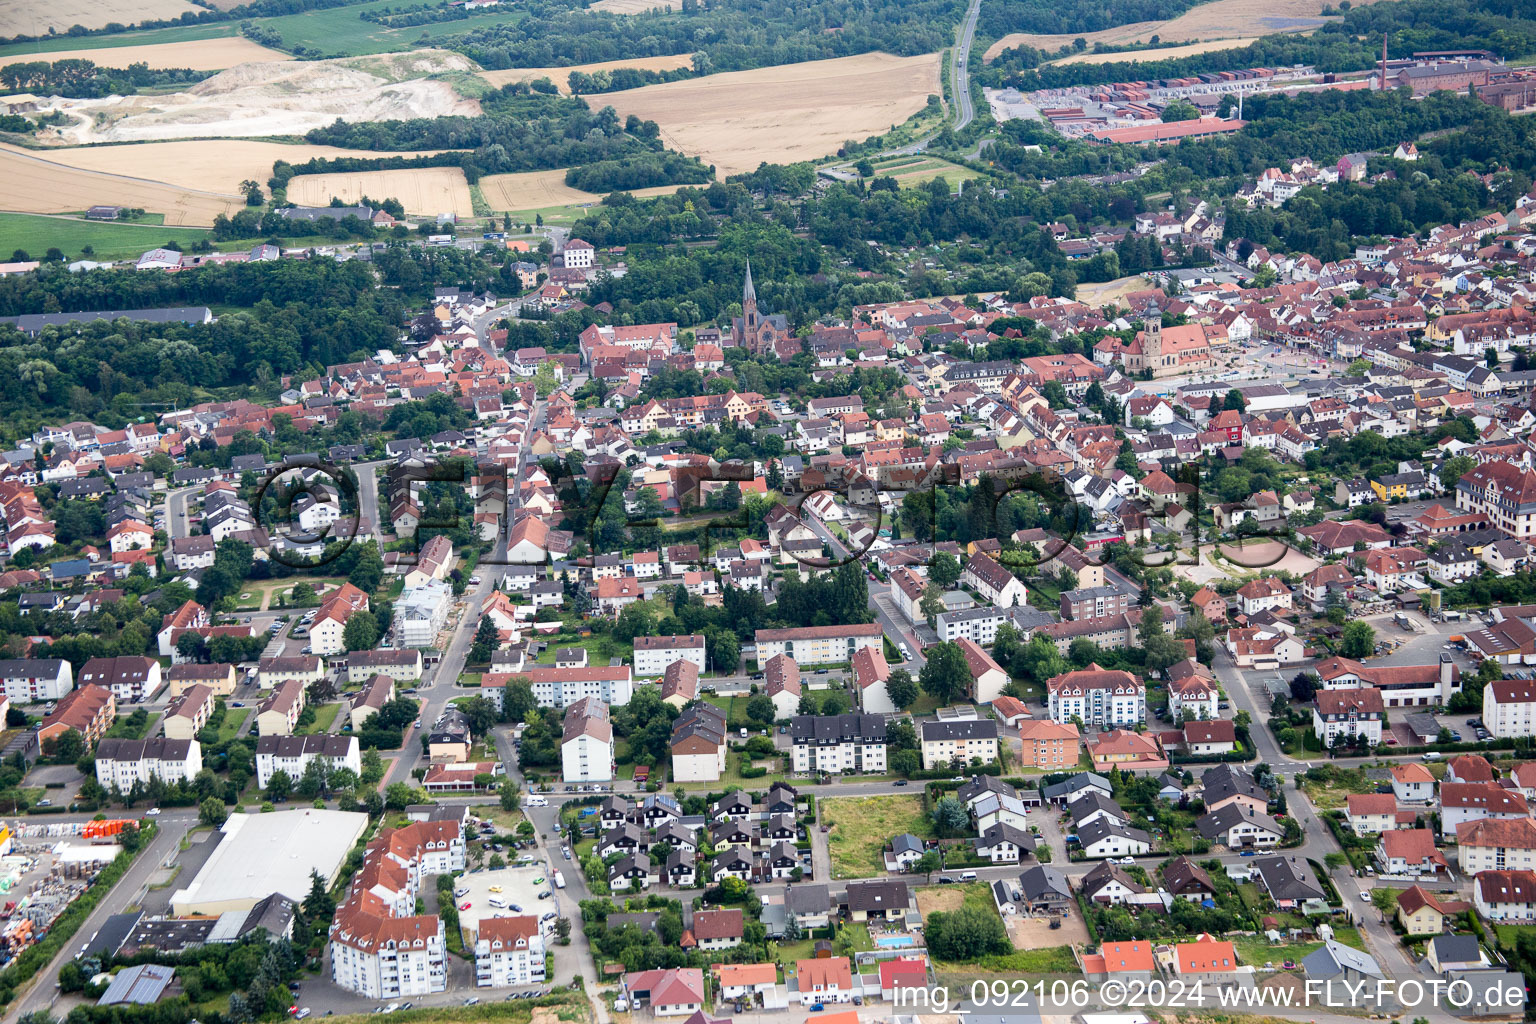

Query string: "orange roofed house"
[[794, 956, 853, 1006], [1087, 729, 1168, 773], [1082, 940, 1155, 983], [1167, 934, 1240, 984]]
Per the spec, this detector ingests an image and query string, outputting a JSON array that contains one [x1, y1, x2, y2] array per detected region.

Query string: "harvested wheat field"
[[286, 167, 474, 218], [54, 50, 480, 143], [1051, 36, 1261, 65], [0, 37, 292, 70], [983, 0, 1388, 59], [591, 0, 682, 12], [602, 52, 941, 176], [0, 147, 240, 225], [480, 54, 695, 93], [0, 0, 201, 34], [5, 140, 466, 196], [478, 168, 691, 211]]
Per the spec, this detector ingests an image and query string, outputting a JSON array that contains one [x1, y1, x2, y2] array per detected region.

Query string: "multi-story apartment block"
[[1312, 687, 1384, 746], [1046, 665, 1146, 727], [95, 737, 202, 789], [257, 679, 307, 737], [346, 649, 423, 685], [329, 821, 462, 998], [1484, 679, 1536, 738], [0, 658, 73, 702], [1059, 586, 1129, 621], [561, 697, 614, 783], [39, 683, 115, 748], [163, 684, 215, 741], [255, 734, 362, 788], [920, 719, 1000, 769], [1016, 720, 1081, 769], [633, 634, 706, 678], [790, 713, 887, 774], [526, 666, 634, 708], [78, 655, 163, 704], [754, 624, 883, 666], [1456, 817, 1536, 874], [474, 917, 546, 988]]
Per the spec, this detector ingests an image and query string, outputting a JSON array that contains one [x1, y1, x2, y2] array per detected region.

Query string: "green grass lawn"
[[0, 213, 211, 263], [1298, 765, 1377, 810], [299, 702, 342, 735], [533, 631, 632, 668], [1232, 925, 1365, 968], [105, 711, 155, 740], [212, 707, 251, 743], [822, 794, 933, 878]]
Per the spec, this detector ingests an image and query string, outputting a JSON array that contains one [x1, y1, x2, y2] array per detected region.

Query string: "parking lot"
[[453, 864, 560, 941]]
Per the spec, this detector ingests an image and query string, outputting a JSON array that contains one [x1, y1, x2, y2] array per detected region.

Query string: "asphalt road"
[[951, 0, 980, 131]]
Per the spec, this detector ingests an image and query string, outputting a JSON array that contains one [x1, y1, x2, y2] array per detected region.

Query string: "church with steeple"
[[730, 260, 789, 356]]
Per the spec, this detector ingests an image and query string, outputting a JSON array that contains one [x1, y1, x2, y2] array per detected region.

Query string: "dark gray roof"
[[1197, 802, 1284, 840], [844, 879, 910, 913], [1252, 856, 1324, 902], [1076, 816, 1151, 849], [1041, 772, 1111, 801], [920, 718, 999, 741], [790, 712, 886, 745], [1018, 865, 1071, 902], [785, 883, 830, 915]]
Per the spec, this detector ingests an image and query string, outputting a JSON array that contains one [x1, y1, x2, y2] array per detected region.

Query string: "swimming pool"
[[875, 935, 916, 948]]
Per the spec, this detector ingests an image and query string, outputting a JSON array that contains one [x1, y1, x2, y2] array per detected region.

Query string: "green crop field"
[[0, 23, 240, 59], [256, 0, 527, 57], [0, 213, 210, 262]]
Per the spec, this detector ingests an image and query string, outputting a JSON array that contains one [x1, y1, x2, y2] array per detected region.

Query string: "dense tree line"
[[567, 65, 695, 94], [0, 58, 211, 98], [298, 84, 710, 188], [976, 0, 1201, 41], [448, 0, 960, 71], [0, 260, 404, 435]]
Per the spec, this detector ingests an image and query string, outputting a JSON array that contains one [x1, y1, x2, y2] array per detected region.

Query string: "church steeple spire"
[[743, 259, 757, 308]]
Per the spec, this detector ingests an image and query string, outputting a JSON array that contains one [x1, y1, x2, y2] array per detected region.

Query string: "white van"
[[489, 897, 507, 909], [525, 796, 548, 807], [1423, 751, 1443, 761], [959, 871, 978, 882]]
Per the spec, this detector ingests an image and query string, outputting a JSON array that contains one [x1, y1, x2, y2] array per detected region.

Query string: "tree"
[[1223, 389, 1246, 413], [1439, 455, 1476, 491], [1370, 887, 1398, 915], [932, 796, 969, 836], [343, 611, 380, 652], [745, 693, 777, 724], [885, 668, 917, 710], [920, 584, 946, 626], [1160, 100, 1199, 123], [304, 868, 335, 920], [919, 642, 970, 705], [929, 551, 961, 587], [499, 777, 521, 812], [1251, 265, 1278, 288], [1341, 620, 1375, 659], [266, 769, 292, 801], [469, 614, 500, 664], [925, 904, 1011, 960], [199, 796, 228, 827], [43, 728, 84, 763], [176, 631, 206, 662]]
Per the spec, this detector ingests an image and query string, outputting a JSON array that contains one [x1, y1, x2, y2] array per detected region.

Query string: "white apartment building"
[[561, 697, 613, 783], [0, 658, 73, 702], [329, 821, 464, 998], [1456, 818, 1536, 874], [632, 634, 706, 678], [95, 737, 202, 789], [754, 624, 883, 666], [255, 734, 362, 788], [1046, 666, 1146, 727], [1484, 679, 1536, 738], [934, 607, 1011, 645], [475, 917, 547, 988], [789, 713, 887, 774], [920, 719, 1001, 769], [527, 667, 634, 708]]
